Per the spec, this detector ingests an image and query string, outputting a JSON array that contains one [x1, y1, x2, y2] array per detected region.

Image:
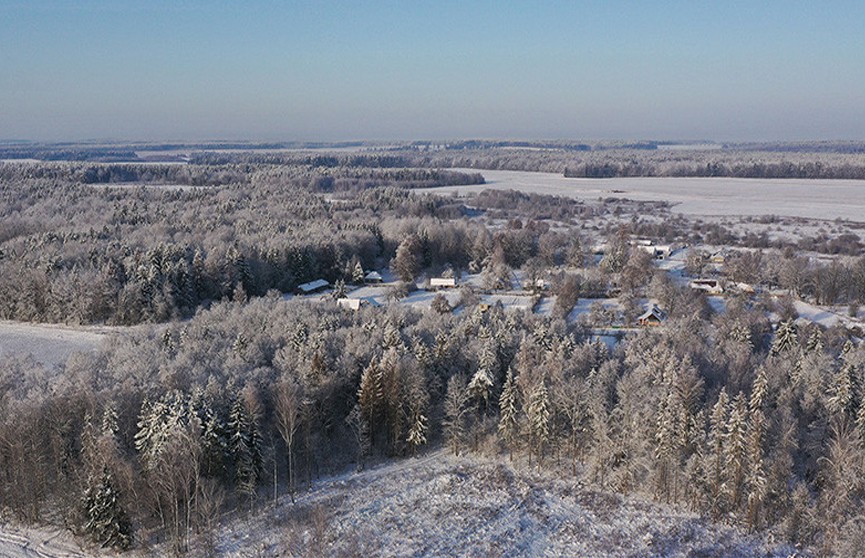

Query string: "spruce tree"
[[706, 388, 729, 518], [771, 320, 798, 356], [724, 392, 749, 511], [443, 375, 468, 455], [525, 378, 551, 467], [82, 467, 132, 550], [498, 367, 520, 460]]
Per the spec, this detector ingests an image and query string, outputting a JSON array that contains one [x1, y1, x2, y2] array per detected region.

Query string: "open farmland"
[[0, 320, 107, 368], [418, 169, 865, 222]]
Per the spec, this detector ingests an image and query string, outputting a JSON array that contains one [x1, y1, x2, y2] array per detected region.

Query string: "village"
[[292, 236, 865, 346]]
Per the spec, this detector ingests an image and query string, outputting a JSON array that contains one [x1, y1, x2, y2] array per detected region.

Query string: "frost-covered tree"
[[275, 378, 303, 498], [498, 367, 521, 460], [352, 260, 365, 284], [771, 320, 798, 356], [443, 375, 469, 455], [705, 388, 730, 518], [392, 234, 422, 281], [724, 392, 749, 511], [229, 395, 261, 498], [745, 367, 769, 530], [82, 467, 132, 550], [525, 377, 551, 467], [467, 336, 498, 414]]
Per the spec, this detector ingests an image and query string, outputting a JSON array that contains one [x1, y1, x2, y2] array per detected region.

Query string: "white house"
[[429, 277, 457, 289]]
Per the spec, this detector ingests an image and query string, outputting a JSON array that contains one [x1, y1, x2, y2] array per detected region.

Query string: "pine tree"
[[771, 320, 798, 356], [201, 405, 228, 479], [443, 375, 469, 455], [525, 378, 551, 467], [498, 367, 520, 460], [855, 393, 865, 442], [746, 367, 769, 530], [467, 339, 497, 413], [403, 361, 429, 457], [357, 358, 383, 447], [352, 260, 365, 284], [406, 410, 428, 456], [805, 329, 824, 354], [706, 388, 729, 518], [724, 392, 749, 511], [229, 398, 259, 497], [82, 467, 132, 549], [827, 362, 856, 419]]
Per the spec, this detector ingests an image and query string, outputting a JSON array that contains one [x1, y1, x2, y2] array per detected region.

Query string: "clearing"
[[0, 320, 108, 368], [418, 169, 865, 222]]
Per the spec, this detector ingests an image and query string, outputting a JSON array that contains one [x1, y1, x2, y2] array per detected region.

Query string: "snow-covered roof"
[[364, 271, 383, 282], [430, 277, 457, 287], [637, 306, 667, 322], [296, 279, 329, 293]]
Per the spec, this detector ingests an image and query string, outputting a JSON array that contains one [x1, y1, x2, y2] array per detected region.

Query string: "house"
[[689, 279, 724, 294], [294, 279, 329, 295], [735, 282, 756, 294], [429, 277, 457, 289], [364, 271, 383, 283], [336, 298, 362, 311], [523, 277, 549, 291], [336, 296, 380, 310], [633, 241, 673, 260], [637, 305, 667, 327], [653, 245, 673, 259], [710, 250, 729, 264]]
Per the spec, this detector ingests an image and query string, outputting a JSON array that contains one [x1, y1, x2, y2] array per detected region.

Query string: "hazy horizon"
[[3, 1, 864, 143]]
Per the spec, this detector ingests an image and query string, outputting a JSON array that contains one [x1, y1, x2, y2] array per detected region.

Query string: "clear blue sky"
[[1, 1, 863, 142]]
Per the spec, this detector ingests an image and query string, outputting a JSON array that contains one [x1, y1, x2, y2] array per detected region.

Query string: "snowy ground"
[[0, 320, 108, 368], [0, 523, 99, 558], [417, 169, 865, 222], [200, 451, 796, 557]]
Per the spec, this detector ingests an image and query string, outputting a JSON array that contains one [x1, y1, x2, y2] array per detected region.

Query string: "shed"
[[637, 305, 667, 326], [689, 279, 724, 294], [337, 298, 362, 311], [430, 277, 457, 289], [295, 279, 330, 295]]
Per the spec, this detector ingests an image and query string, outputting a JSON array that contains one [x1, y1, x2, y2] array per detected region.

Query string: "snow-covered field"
[[0, 524, 97, 558], [417, 169, 865, 222], [207, 451, 794, 557], [0, 320, 107, 368]]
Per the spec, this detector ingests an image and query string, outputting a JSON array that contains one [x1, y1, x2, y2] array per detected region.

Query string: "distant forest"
[[4, 140, 865, 179]]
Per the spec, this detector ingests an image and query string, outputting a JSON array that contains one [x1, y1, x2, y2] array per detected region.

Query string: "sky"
[[1, 1, 864, 142]]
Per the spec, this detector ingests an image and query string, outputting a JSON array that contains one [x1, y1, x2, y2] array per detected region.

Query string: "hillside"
[[204, 451, 795, 557]]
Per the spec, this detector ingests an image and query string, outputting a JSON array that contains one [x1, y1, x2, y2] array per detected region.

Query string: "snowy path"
[[0, 524, 92, 558]]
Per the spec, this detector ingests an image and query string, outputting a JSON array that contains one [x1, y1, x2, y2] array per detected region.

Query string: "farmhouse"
[[336, 296, 381, 310], [295, 279, 330, 295], [637, 305, 667, 327], [336, 298, 362, 311], [689, 279, 724, 294], [710, 250, 729, 264], [364, 271, 383, 283], [429, 277, 457, 289], [632, 239, 674, 260]]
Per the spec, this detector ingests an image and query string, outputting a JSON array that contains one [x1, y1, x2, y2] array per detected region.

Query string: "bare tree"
[[274, 377, 303, 501]]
